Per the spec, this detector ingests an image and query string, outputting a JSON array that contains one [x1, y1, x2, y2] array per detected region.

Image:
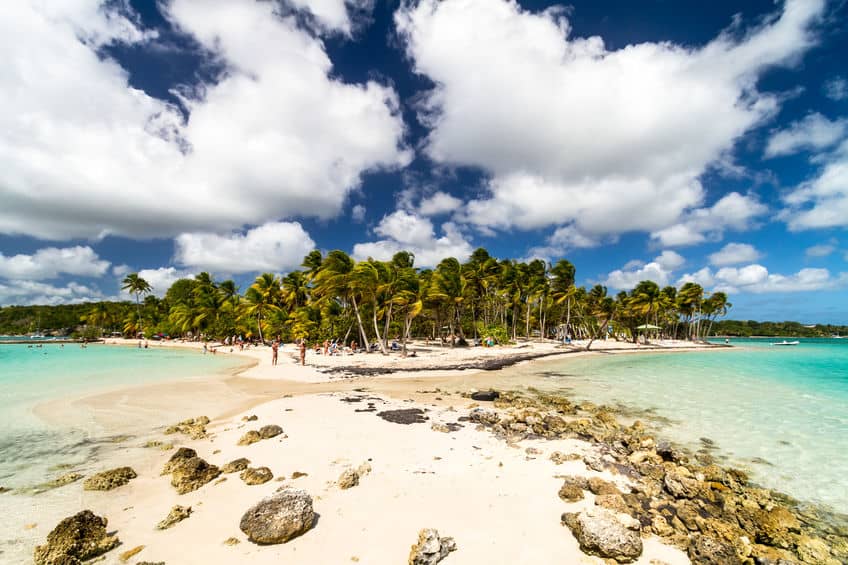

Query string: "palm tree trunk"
[[350, 295, 370, 351], [371, 303, 387, 354], [256, 311, 264, 343]]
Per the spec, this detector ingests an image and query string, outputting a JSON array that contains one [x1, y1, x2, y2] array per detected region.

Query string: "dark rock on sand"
[[240, 467, 274, 485], [222, 458, 251, 474], [82, 467, 137, 491], [377, 408, 427, 424], [43, 472, 84, 490], [408, 528, 457, 565], [258, 425, 283, 439], [166, 455, 221, 495], [239, 488, 315, 544], [161, 448, 197, 475], [33, 510, 119, 565], [156, 505, 192, 530], [238, 430, 262, 446], [562, 507, 642, 563], [470, 390, 500, 402]]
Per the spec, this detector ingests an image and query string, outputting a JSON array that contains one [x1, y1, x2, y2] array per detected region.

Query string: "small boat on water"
[[772, 340, 799, 346]]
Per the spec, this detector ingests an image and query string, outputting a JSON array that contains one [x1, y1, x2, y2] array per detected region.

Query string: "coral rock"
[[156, 505, 192, 530], [82, 467, 137, 491], [239, 488, 315, 544], [408, 528, 457, 565], [33, 510, 119, 565], [240, 467, 274, 485]]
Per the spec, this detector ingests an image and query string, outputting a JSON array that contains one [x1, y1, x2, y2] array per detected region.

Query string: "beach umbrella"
[[636, 324, 661, 330]]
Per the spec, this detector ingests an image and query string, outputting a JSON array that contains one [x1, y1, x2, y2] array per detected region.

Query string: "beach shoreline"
[[10, 338, 846, 565]]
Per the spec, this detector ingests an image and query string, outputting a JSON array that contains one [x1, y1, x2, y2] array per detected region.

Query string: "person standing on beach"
[[299, 339, 306, 366], [271, 340, 279, 366]]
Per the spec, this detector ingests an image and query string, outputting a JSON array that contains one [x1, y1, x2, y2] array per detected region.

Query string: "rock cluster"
[[408, 528, 456, 565], [164, 416, 210, 439], [470, 390, 847, 565], [156, 505, 192, 530], [238, 424, 283, 446], [239, 488, 315, 544], [82, 467, 137, 491], [161, 447, 221, 494], [33, 510, 119, 565], [241, 466, 274, 485]]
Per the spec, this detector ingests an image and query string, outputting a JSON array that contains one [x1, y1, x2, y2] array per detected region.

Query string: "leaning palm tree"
[[121, 273, 152, 336]]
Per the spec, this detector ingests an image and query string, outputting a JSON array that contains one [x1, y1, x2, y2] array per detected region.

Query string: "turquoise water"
[[0, 343, 244, 490], [511, 338, 848, 514]]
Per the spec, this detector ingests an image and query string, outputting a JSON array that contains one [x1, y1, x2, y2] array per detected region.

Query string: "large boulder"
[[82, 467, 137, 491], [221, 457, 251, 474], [240, 467, 273, 485], [562, 507, 643, 563], [239, 488, 315, 544], [170, 457, 221, 494], [408, 528, 457, 565], [33, 510, 119, 565], [259, 425, 283, 439], [161, 447, 197, 475]]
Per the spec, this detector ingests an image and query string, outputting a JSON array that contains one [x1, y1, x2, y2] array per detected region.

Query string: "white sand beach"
[[9, 339, 734, 565]]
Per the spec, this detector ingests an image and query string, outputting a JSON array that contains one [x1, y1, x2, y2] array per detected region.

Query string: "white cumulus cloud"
[[131, 267, 195, 298], [678, 264, 847, 293], [709, 243, 762, 266], [352, 210, 473, 267], [0, 280, 110, 307], [782, 139, 848, 230], [0, 0, 408, 240], [396, 0, 823, 237], [824, 76, 848, 101], [418, 191, 463, 216], [175, 222, 316, 274], [650, 192, 767, 247], [602, 251, 684, 290], [765, 112, 848, 157], [0, 246, 110, 280]]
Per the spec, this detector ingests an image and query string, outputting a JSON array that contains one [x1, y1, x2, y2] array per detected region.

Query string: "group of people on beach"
[[270, 338, 366, 366]]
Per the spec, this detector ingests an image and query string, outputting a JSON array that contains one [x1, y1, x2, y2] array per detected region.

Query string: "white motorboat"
[[772, 340, 799, 346]]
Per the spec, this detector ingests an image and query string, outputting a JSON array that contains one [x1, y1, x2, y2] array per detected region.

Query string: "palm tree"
[[121, 273, 152, 336], [585, 285, 616, 351], [243, 273, 281, 344], [630, 280, 661, 341], [430, 257, 466, 346], [81, 303, 111, 337], [313, 250, 369, 351], [677, 282, 704, 340]]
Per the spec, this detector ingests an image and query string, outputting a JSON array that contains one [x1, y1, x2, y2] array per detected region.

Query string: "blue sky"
[[1, 0, 847, 322]]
